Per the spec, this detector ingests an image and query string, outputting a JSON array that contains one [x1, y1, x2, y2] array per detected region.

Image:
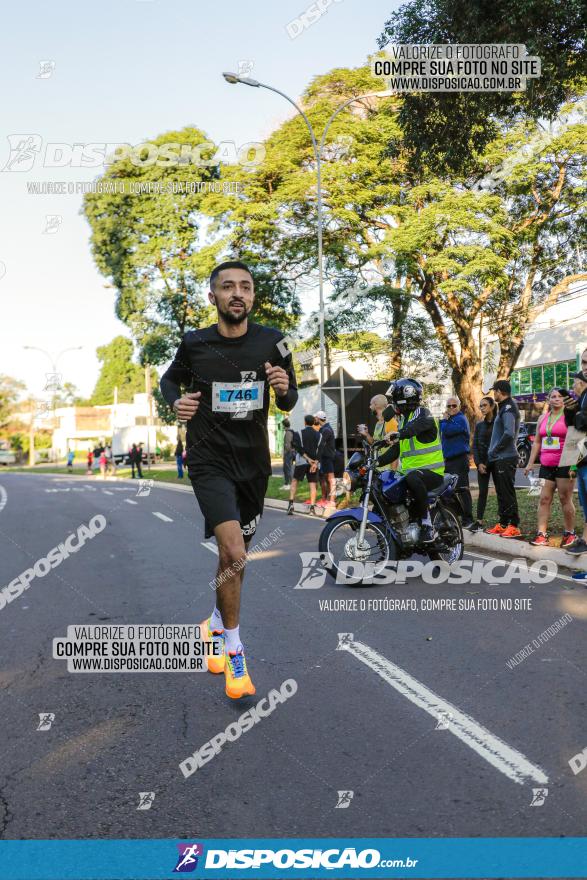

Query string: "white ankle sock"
[[209, 607, 224, 631], [422, 512, 432, 526], [224, 626, 243, 654]]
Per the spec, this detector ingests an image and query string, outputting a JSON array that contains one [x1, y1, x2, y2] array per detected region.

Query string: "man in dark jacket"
[[486, 379, 521, 537], [440, 397, 473, 528], [130, 443, 143, 479], [471, 396, 497, 530], [287, 415, 322, 515], [282, 419, 295, 489]]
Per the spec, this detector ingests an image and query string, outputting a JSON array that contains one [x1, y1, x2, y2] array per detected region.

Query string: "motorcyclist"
[[377, 378, 445, 543]]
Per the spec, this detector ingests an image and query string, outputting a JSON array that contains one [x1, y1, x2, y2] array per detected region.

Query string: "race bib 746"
[[212, 381, 264, 413]]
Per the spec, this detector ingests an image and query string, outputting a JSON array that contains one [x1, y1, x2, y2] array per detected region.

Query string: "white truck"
[[112, 426, 157, 465]]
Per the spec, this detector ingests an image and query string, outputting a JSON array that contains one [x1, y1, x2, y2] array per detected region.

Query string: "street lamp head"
[[222, 71, 261, 87]]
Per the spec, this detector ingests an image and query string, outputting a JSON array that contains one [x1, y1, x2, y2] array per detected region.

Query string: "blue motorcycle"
[[318, 439, 464, 584]]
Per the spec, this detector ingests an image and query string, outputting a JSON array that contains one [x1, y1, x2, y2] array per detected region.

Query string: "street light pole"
[[22, 345, 83, 461], [222, 74, 393, 409]]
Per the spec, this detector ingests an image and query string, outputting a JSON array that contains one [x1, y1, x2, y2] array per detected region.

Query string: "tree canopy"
[[89, 336, 150, 405], [377, 0, 587, 175]]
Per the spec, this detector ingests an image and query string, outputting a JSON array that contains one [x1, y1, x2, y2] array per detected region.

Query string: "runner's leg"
[[213, 520, 247, 631]]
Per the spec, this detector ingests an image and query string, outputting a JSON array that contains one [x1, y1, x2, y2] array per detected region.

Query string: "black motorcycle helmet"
[[385, 378, 423, 416]]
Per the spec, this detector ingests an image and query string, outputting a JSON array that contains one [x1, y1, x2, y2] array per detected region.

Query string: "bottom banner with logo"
[[1, 837, 587, 879]]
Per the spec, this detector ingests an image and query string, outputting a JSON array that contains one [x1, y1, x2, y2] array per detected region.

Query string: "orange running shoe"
[[224, 650, 256, 700], [200, 618, 225, 674], [485, 523, 505, 535], [501, 525, 522, 539]]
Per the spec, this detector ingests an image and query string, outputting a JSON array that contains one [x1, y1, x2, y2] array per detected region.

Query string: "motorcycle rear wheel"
[[428, 507, 464, 563]]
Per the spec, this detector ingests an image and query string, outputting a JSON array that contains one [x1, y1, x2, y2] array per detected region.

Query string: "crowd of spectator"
[[437, 348, 587, 556]]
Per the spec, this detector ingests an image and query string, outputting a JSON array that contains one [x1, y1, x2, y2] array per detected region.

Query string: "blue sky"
[[1, 0, 398, 398]]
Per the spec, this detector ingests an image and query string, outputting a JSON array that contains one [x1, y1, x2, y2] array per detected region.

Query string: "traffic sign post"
[[321, 368, 363, 466]]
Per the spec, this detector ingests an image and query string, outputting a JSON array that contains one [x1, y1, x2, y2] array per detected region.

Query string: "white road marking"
[[124, 499, 138, 506], [153, 511, 173, 522], [102, 489, 114, 495], [466, 549, 578, 584], [201, 541, 219, 555], [0, 485, 7, 512], [340, 637, 548, 786]]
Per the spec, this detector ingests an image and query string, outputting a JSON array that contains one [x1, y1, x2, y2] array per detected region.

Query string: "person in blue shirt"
[[440, 396, 474, 528]]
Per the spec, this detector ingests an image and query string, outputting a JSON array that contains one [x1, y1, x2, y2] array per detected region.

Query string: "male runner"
[[160, 261, 298, 699]]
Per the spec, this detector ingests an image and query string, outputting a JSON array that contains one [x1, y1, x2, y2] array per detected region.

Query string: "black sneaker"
[[462, 520, 475, 530], [469, 521, 482, 533], [308, 505, 316, 516], [421, 524, 437, 544], [566, 538, 587, 555], [286, 502, 294, 516]]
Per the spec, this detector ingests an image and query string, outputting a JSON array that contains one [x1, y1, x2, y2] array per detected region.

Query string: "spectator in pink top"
[[524, 387, 576, 547]]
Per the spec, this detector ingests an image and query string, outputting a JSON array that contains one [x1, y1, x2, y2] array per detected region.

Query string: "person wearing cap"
[[314, 410, 336, 507], [485, 379, 521, 538], [564, 368, 587, 556]]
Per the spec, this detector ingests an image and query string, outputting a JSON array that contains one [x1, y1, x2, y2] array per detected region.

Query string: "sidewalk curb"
[[464, 531, 587, 572], [11, 472, 587, 573]]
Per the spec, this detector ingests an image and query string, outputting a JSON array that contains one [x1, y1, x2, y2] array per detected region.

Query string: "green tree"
[[206, 67, 436, 378], [83, 127, 221, 366], [209, 65, 585, 424], [54, 381, 85, 406], [0, 375, 26, 429], [83, 127, 302, 366], [90, 337, 149, 405], [377, 0, 587, 176]]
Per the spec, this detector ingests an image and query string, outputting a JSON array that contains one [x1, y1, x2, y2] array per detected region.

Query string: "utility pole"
[[145, 365, 152, 472], [479, 315, 484, 384], [28, 399, 35, 467]]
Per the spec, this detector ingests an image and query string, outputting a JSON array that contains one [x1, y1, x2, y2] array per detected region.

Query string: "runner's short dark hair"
[[304, 414, 315, 426], [210, 260, 253, 290]]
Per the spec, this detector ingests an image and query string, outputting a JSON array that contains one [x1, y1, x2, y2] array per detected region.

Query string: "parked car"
[[516, 422, 537, 469], [0, 449, 17, 466]]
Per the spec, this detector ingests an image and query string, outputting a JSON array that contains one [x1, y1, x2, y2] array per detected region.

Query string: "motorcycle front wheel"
[[318, 515, 394, 584]]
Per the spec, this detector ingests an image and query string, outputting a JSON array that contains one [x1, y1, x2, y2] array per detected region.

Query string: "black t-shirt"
[[319, 422, 336, 459], [160, 322, 298, 481], [293, 426, 322, 460]]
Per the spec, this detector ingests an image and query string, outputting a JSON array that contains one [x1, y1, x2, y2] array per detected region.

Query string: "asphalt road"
[[0, 472, 585, 842]]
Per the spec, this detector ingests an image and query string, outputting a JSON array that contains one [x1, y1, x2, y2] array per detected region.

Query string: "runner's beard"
[[217, 301, 252, 325]]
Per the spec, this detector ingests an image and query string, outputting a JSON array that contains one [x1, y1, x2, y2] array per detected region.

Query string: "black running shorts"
[[293, 464, 318, 483], [190, 471, 268, 540], [539, 464, 571, 481]]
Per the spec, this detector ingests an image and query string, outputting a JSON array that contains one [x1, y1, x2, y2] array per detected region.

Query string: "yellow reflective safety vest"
[[398, 410, 445, 475]]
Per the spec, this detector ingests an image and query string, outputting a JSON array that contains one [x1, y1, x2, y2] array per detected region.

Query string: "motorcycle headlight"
[[342, 471, 354, 492]]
